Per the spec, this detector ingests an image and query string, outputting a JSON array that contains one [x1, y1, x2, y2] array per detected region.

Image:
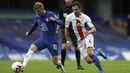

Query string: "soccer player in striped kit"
[[65, 1, 106, 73]]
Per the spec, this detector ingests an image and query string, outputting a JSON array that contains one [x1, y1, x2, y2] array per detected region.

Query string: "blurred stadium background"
[[0, 0, 130, 73]]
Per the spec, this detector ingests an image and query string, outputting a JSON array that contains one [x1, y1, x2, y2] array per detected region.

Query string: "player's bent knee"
[[87, 61, 93, 64], [84, 56, 93, 64], [88, 53, 93, 57], [29, 44, 38, 52], [86, 58, 93, 64], [86, 59, 93, 64]]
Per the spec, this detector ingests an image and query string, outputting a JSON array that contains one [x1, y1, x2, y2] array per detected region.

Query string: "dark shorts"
[[33, 38, 58, 56]]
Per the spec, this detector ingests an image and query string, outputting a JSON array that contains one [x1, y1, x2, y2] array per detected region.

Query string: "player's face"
[[34, 7, 45, 16], [72, 5, 81, 15], [65, 0, 73, 5]]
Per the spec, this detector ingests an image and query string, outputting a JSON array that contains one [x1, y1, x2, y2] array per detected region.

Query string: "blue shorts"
[[33, 38, 58, 56]]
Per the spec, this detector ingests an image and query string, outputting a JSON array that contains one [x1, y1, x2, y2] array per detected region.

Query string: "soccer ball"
[[11, 62, 23, 73]]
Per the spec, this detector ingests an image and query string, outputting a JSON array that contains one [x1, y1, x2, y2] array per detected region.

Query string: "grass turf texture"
[[0, 60, 130, 73]]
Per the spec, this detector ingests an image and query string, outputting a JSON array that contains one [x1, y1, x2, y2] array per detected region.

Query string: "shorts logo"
[[89, 39, 92, 44]]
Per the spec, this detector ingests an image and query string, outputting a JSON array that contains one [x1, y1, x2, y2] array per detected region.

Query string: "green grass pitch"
[[0, 60, 130, 73]]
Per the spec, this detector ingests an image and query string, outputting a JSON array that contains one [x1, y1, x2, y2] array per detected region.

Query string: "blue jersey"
[[28, 11, 62, 41], [28, 11, 62, 56]]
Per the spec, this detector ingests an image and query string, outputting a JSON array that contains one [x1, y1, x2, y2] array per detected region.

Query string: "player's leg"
[[87, 47, 104, 73], [61, 29, 67, 66], [47, 42, 66, 73], [81, 46, 104, 73], [78, 35, 104, 73], [73, 43, 84, 70], [86, 35, 105, 73], [61, 43, 67, 66], [78, 39, 93, 64], [96, 48, 107, 59], [22, 44, 37, 68], [69, 29, 84, 70], [22, 38, 45, 70], [52, 56, 66, 73]]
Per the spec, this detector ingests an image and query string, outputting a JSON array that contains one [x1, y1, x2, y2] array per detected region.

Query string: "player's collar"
[[73, 12, 82, 17]]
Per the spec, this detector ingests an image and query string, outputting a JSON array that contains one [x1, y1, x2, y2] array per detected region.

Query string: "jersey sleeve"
[[65, 15, 71, 28], [28, 20, 38, 35], [85, 15, 94, 28], [51, 12, 63, 25]]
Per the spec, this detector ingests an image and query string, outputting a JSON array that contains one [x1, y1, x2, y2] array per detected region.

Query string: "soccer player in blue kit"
[[21, 2, 66, 73]]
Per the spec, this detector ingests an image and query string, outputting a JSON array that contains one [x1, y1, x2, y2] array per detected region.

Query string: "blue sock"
[[91, 54, 104, 72], [94, 51, 99, 57]]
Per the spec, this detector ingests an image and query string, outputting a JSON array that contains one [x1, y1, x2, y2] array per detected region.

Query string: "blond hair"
[[33, 2, 44, 10]]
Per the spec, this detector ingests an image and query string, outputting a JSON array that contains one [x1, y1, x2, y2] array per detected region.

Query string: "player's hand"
[[56, 30, 58, 34], [67, 43, 72, 51], [84, 30, 89, 36], [25, 32, 29, 36], [66, 41, 72, 51], [49, 17, 55, 21]]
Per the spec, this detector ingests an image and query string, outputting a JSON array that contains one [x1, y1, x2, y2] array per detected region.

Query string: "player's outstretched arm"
[[26, 21, 38, 36], [65, 27, 72, 49], [64, 14, 72, 49], [65, 27, 70, 42]]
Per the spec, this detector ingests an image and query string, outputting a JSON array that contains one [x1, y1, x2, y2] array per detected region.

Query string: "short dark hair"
[[72, 1, 81, 8]]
